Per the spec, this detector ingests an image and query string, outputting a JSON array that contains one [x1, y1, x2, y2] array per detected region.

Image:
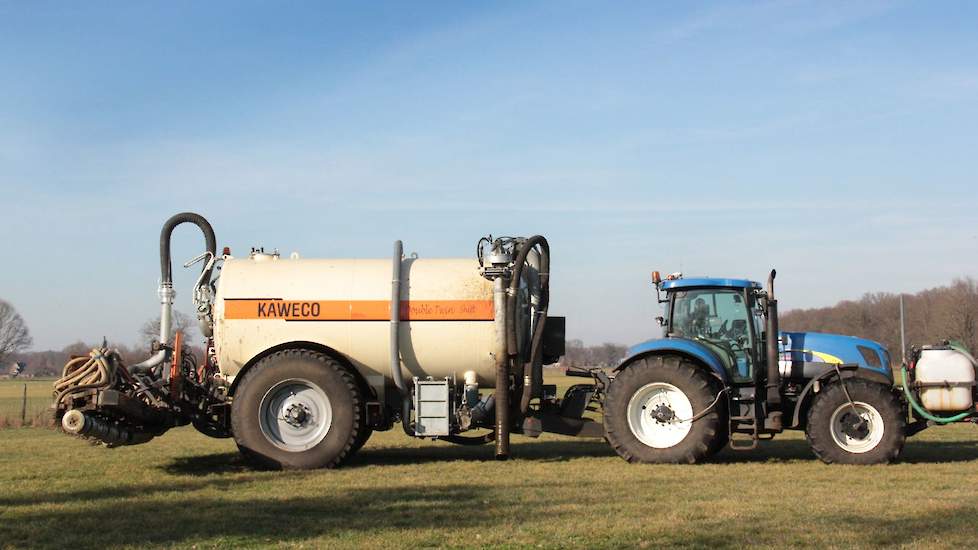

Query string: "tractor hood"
[[780, 331, 892, 380]]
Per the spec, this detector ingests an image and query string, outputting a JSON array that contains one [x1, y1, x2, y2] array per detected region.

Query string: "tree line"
[[780, 277, 978, 362]]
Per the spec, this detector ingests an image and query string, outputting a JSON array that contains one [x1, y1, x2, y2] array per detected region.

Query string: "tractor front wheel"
[[805, 379, 905, 464]]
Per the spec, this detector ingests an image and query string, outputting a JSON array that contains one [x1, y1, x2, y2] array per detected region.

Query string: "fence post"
[[21, 384, 27, 425]]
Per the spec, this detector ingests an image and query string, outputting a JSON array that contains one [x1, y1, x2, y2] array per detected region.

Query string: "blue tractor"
[[602, 271, 906, 464]]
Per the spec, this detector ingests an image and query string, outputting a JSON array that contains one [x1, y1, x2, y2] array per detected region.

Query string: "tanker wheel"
[[349, 426, 373, 456], [604, 354, 723, 464], [231, 349, 363, 470], [805, 379, 905, 464]]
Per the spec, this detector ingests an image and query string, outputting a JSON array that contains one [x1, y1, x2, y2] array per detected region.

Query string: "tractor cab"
[[657, 275, 765, 384]]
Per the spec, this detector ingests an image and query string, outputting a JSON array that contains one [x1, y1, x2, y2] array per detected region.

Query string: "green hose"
[[900, 366, 973, 424]]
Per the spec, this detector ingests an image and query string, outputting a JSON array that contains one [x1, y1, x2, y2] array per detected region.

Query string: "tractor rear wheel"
[[231, 349, 364, 470], [805, 379, 904, 464], [604, 355, 724, 464]]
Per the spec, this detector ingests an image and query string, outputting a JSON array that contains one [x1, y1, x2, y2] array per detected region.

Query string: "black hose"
[[503, 236, 551, 416], [495, 348, 510, 459], [438, 431, 495, 446], [160, 212, 217, 284]]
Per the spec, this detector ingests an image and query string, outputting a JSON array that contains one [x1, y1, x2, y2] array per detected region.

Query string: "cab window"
[[671, 289, 754, 382]]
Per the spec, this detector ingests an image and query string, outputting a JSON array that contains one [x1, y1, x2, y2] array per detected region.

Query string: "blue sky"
[[1, 1, 977, 350]]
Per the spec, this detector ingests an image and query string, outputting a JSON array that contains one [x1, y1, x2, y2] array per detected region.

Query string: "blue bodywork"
[[624, 338, 733, 383], [622, 277, 894, 383], [781, 331, 892, 380], [661, 278, 762, 291]]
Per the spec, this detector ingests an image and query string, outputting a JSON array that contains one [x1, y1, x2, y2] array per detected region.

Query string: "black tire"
[[805, 379, 905, 465], [231, 349, 363, 470], [705, 405, 730, 458], [604, 355, 723, 464], [349, 426, 373, 457]]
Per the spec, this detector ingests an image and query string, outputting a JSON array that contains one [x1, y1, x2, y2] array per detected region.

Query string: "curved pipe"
[[132, 213, 217, 374], [160, 212, 217, 284], [504, 236, 550, 416]]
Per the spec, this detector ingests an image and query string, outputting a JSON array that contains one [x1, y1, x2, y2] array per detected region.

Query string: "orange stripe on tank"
[[223, 299, 494, 321]]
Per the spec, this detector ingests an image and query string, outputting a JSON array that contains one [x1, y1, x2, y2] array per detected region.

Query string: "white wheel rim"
[[829, 401, 884, 454], [259, 378, 332, 452], [627, 382, 694, 449]]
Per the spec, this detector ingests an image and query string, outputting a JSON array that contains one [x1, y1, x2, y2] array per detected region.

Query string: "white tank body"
[[213, 255, 505, 387], [916, 347, 976, 412]]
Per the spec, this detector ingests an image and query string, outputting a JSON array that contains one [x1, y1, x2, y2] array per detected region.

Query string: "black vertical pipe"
[[765, 269, 782, 409]]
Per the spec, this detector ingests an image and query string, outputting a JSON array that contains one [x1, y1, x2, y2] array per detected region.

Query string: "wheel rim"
[[626, 382, 694, 449], [829, 401, 884, 454], [259, 378, 332, 452]]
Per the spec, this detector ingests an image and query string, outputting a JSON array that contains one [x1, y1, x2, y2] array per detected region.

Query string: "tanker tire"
[[805, 379, 904, 465], [231, 349, 363, 470], [349, 426, 373, 457], [604, 355, 722, 464]]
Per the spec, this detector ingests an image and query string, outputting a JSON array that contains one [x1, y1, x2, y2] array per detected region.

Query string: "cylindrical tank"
[[916, 347, 976, 411], [213, 253, 506, 386]]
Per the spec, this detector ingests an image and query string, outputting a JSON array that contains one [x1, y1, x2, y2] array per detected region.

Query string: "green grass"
[[0, 378, 55, 427], [3, 373, 978, 548]]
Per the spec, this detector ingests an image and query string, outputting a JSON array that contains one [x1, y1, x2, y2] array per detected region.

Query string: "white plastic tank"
[[915, 347, 976, 411]]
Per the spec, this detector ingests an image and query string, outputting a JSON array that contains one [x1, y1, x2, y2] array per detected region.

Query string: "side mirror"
[[655, 316, 666, 327]]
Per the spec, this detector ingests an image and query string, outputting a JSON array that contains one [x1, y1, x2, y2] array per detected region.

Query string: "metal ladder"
[[727, 394, 761, 451]]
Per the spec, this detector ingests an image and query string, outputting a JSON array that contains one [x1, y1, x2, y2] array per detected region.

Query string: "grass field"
[[2, 374, 978, 548], [0, 378, 55, 427]]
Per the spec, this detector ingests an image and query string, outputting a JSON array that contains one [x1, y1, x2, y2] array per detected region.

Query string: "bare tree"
[[0, 299, 32, 366], [139, 310, 197, 347]]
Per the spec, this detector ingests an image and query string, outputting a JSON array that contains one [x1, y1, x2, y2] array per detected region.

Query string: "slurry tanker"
[[53, 213, 978, 467]]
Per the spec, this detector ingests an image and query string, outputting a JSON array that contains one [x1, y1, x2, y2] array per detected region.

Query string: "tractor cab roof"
[[661, 277, 763, 291]]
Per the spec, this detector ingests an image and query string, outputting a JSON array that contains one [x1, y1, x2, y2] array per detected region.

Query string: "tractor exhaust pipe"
[[765, 270, 782, 424]]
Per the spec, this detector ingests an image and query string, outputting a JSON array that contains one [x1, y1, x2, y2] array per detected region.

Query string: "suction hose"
[[504, 237, 550, 416], [900, 365, 973, 423], [131, 212, 217, 373]]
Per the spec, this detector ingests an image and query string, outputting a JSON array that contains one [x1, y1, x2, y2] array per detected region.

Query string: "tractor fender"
[[789, 364, 895, 428], [616, 338, 731, 386]]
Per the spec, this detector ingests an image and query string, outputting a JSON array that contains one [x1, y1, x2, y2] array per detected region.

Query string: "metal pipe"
[[390, 240, 415, 436], [390, 240, 407, 394], [493, 276, 511, 459], [765, 269, 782, 410]]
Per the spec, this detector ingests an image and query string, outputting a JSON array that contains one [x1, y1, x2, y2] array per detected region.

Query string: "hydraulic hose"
[[900, 366, 973, 424], [505, 236, 550, 416]]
